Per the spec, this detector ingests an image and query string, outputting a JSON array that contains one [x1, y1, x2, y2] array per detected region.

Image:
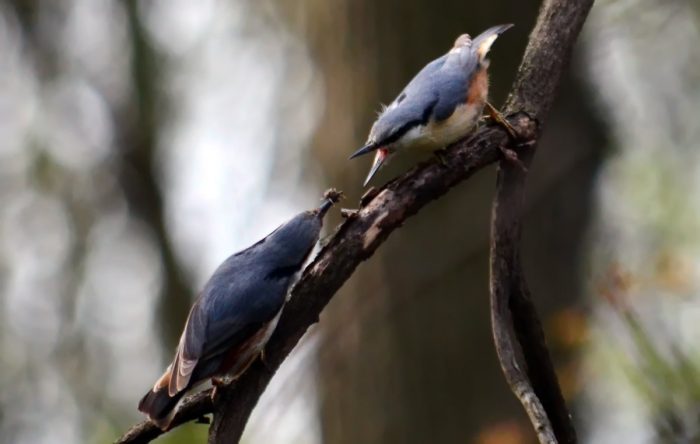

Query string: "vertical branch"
[[489, 0, 592, 443], [490, 147, 573, 443]]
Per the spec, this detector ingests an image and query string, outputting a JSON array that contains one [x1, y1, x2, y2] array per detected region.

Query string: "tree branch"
[[490, 1, 593, 443], [115, 391, 213, 444], [116, 0, 592, 442]]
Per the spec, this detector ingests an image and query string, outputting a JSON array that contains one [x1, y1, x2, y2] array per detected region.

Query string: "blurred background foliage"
[[0, 0, 698, 443]]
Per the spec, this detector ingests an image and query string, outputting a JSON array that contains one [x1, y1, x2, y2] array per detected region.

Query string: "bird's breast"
[[425, 100, 484, 146], [396, 102, 484, 151]]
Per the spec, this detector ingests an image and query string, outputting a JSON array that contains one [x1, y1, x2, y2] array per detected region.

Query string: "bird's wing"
[[167, 251, 296, 396], [399, 55, 447, 99], [167, 294, 208, 395], [431, 50, 479, 121]]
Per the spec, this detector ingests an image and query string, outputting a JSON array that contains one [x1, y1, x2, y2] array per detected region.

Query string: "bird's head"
[[349, 110, 407, 186], [255, 193, 339, 267]]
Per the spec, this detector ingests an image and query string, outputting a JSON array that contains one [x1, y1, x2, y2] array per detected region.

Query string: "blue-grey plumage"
[[138, 198, 336, 429], [350, 24, 513, 186]]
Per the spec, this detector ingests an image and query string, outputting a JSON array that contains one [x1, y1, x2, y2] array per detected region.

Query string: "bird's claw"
[[485, 102, 520, 140]]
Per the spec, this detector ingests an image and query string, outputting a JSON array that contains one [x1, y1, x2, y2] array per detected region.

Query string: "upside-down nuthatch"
[[138, 194, 339, 429], [350, 24, 514, 186]]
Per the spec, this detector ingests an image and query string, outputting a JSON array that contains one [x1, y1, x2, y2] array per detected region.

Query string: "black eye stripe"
[[378, 98, 437, 146]]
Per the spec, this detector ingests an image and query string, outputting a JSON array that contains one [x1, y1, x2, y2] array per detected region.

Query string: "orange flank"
[[467, 68, 489, 106]]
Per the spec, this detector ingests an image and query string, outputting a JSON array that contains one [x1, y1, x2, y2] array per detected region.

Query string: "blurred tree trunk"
[[120, 0, 192, 351], [288, 0, 607, 442]]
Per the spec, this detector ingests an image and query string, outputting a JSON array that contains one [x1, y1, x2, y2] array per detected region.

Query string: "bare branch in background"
[[116, 0, 592, 442]]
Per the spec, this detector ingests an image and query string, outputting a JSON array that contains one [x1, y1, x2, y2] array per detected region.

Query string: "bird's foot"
[[485, 102, 520, 140], [434, 149, 449, 167]]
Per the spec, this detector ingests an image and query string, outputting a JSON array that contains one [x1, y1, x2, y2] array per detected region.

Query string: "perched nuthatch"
[[138, 192, 340, 429], [350, 24, 514, 186]]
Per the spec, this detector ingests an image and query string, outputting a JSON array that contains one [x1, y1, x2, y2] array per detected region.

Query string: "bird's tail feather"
[[138, 386, 186, 430], [473, 24, 513, 63]]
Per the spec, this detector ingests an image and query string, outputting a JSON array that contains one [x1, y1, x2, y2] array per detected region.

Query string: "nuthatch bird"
[[350, 24, 515, 186], [138, 192, 340, 429]]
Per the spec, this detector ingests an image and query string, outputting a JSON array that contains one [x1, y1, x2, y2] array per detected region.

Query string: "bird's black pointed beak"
[[349, 144, 376, 160], [316, 189, 343, 219], [363, 149, 388, 187]]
